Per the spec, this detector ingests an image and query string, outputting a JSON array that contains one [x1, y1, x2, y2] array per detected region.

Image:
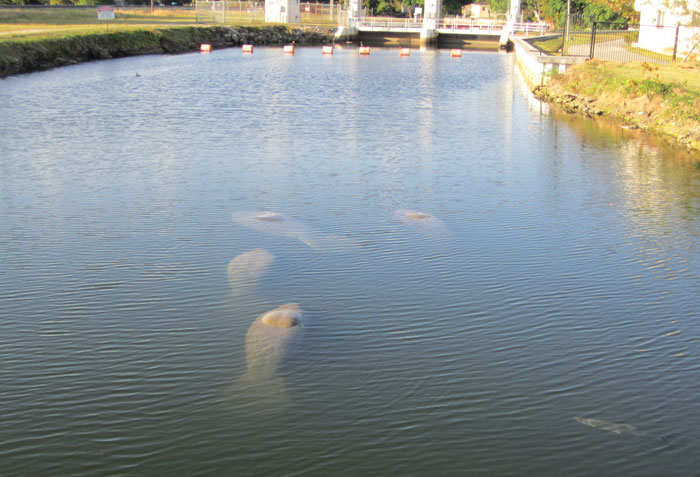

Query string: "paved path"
[[568, 38, 669, 64]]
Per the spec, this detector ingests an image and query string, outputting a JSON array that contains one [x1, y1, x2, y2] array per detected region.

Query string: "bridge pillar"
[[420, 28, 438, 47], [509, 0, 521, 23], [422, 0, 442, 30], [349, 0, 362, 20], [335, 0, 362, 40]]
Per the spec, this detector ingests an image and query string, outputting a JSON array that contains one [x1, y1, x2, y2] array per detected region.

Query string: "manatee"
[[232, 304, 305, 404], [227, 249, 274, 296], [395, 209, 450, 237], [232, 211, 351, 252], [574, 417, 667, 443]]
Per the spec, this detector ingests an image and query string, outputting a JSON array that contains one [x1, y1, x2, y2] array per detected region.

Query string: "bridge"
[[335, 0, 549, 48], [339, 17, 549, 48], [353, 17, 548, 36]]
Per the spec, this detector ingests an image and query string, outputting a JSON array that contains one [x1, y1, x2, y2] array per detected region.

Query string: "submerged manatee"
[[227, 249, 274, 296], [232, 211, 335, 251], [395, 209, 450, 237], [574, 417, 667, 443], [233, 304, 305, 403]]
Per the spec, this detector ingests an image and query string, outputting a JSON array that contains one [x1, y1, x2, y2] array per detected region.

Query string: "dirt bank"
[[532, 60, 700, 156]]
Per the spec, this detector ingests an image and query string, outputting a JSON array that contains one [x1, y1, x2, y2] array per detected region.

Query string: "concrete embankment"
[[0, 26, 333, 78], [511, 37, 586, 88]]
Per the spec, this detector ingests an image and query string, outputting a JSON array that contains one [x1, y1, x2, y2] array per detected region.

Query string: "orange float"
[[200, 44, 212, 53], [242, 44, 254, 53]]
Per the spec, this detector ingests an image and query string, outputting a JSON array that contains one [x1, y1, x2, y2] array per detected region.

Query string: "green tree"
[[488, 0, 509, 14]]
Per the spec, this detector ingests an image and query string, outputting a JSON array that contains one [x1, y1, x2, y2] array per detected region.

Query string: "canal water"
[[1, 47, 698, 475]]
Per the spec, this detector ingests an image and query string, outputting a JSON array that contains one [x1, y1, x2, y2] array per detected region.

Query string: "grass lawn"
[[0, 6, 336, 42]]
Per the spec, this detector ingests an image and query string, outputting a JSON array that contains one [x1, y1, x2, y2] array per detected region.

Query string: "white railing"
[[512, 22, 550, 35], [437, 18, 507, 32], [352, 16, 550, 35], [354, 16, 424, 31]]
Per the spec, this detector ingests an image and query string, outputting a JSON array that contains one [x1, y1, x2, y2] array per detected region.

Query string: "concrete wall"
[[513, 37, 586, 87]]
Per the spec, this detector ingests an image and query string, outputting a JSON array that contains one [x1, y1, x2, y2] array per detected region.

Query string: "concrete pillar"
[[509, 0, 521, 23], [420, 28, 438, 47], [349, 0, 361, 19], [423, 0, 441, 29]]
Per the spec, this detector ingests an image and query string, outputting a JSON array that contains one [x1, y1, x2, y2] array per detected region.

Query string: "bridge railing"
[[437, 18, 507, 32], [352, 16, 551, 35], [354, 16, 425, 31], [512, 22, 550, 35]]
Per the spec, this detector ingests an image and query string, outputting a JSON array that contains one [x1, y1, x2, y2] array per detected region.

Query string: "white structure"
[[509, 0, 521, 23], [634, 0, 700, 57], [265, 0, 300, 23], [423, 0, 442, 28], [349, 0, 362, 19]]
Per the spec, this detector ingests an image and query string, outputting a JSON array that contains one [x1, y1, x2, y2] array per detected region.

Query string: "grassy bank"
[[534, 60, 700, 156], [0, 6, 338, 41], [0, 25, 333, 77]]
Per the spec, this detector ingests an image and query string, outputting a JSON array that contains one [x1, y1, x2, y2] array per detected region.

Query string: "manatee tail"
[[225, 372, 291, 411], [299, 233, 358, 253]]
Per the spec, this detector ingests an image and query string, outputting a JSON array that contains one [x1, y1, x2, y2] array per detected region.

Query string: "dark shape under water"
[[395, 209, 450, 237], [232, 211, 352, 252], [574, 417, 667, 444]]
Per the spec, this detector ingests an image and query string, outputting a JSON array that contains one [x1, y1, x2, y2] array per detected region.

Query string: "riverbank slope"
[[533, 60, 700, 156], [0, 25, 333, 78]]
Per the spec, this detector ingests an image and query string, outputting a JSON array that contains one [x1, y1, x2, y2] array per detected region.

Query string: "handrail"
[[353, 16, 550, 35]]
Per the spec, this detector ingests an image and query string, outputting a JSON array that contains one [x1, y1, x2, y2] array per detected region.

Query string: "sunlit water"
[[1, 46, 699, 475]]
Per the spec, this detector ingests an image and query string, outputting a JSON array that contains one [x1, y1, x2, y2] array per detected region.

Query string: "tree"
[[587, 0, 637, 20]]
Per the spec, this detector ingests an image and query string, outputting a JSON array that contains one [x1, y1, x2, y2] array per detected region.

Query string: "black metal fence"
[[533, 15, 700, 64]]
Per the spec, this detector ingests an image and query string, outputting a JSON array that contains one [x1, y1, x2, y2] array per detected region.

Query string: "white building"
[[265, 0, 300, 23], [634, 0, 700, 57]]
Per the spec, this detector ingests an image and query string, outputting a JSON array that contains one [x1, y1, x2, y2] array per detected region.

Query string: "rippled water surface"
[[1, 47, 699, 475]]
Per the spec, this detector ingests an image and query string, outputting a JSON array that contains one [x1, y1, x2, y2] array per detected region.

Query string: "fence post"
[[672, 24, 680, 61], [560, 13, 567, 56], [590, 21, 597, 59]]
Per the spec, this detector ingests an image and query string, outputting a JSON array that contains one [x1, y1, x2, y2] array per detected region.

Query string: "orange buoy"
[[399, 47, 410, 56], [200, 44, 212, 53], [322, 45, 334, 55], [283, 44, 295, 54], [450, 49, 462, 57], [242, 44, 253, 53], [358, 45, 371, 55]]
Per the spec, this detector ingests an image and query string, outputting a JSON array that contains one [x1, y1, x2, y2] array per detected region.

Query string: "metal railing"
[[353, 16, 424, 30], [437, 18, 506, 32], [353, 16, 549, 35], [195, 1, 342, 24], [512, 22, 550, 35], [534, 17, 700, 64]]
